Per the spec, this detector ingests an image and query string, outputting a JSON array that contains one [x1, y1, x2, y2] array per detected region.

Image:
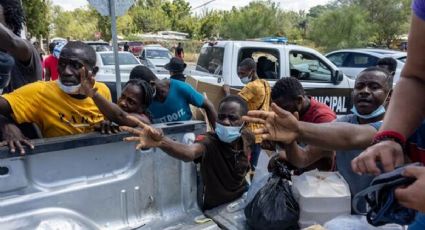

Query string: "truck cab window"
[[196, 47, 224, 76], [289, 51, 332, 83], [238, 48, 280, 80]]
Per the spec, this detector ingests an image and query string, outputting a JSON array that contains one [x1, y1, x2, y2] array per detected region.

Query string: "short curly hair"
[[0, 0, 25, 36], [271, 77, 305, 102]]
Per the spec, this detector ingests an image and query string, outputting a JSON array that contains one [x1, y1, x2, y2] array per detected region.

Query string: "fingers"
[[106, 123, 112, 134], [126, 115, 150, 129], [253, 127, 268, 135], [395, 186, 414, 209], [15, 141, 25, 155], [123, 136, 142, 142], [242, 116, 266, 124], [120, 126, 143, 135], [22, 139, 34, 149], [0, 141, 7, 147], [402, 166, 425, 178], [8, 141, 15, 153], [101, 122, 106, 134], [271, 103, 291, 117], [247, 110, 274, 121]]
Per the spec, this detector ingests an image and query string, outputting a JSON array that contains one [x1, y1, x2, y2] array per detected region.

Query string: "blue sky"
[[52, 0, 332, 13]]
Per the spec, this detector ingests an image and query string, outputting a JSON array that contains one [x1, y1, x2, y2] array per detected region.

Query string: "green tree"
[[308, 5, 371, 51], [22, 0, 51, 38], [196, 10, 223, 39], [220, 0, 282, 39], [130, 0, 170, 33]]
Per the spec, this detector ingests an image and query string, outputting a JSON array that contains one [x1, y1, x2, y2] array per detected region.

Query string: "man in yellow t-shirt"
[[0, 41, 111, 153], [223, 58, 271, 170]]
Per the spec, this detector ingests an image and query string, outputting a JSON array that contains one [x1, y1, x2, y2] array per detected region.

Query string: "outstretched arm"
[[78, 67, 146, 127], [243, 103, 377, 150], [120, 116, 205, 162]]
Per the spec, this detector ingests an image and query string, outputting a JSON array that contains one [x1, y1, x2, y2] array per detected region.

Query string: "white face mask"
[[57, 80, 81, 95]]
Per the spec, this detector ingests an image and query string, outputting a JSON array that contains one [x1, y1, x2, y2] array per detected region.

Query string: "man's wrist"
[[372, 130, 406, 148]]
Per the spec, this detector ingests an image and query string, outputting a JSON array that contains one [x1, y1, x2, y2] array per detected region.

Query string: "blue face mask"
[[351, 105, 385, 119], [351, 92, 390, 119], [215, 122, 243, 143]]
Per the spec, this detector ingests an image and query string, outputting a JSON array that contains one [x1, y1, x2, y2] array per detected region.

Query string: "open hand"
[[242, 103, 300, 144], [395, 166, 425, 212], [0, 123, 34, 155], [120, 115, 164, 149], [351, 140, 404, 175], [78, 66, 97, 97]]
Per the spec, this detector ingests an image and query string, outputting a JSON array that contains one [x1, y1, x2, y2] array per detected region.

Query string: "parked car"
[[139, 45, 173, 70], [326, 49, 406, 82], [95, 51, 142, 101], [84, 41, 112, 52]]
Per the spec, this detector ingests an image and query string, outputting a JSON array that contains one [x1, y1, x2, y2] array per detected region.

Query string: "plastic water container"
[[292, 170, 351, 226]]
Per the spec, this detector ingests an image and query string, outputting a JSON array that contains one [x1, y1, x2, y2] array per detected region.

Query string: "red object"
[[43, 55, 59, 81], [301, 97, 337, 123], [372, 130, 407, 146]]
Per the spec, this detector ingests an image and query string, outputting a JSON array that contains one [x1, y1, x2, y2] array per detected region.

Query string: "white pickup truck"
[[188, 41, 355, 115]]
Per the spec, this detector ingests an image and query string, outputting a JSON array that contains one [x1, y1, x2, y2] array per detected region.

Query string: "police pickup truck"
[[188, 41, 355, 115]]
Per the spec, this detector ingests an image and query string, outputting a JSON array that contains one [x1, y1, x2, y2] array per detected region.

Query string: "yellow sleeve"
[[2, 82, 43, 124], [238, 82, 256, 102], [95, 82, 112, 101]]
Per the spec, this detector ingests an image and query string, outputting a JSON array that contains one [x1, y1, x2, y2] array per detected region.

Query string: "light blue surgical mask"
[[240, 76, 251, 84], [215, 122, 243, 143], [351, 92, 390, 120], [351, 105, 386, 120], [57, 80, 81, 95]]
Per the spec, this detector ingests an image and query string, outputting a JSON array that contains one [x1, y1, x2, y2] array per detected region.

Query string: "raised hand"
[[120, 115, 164, 149], [242, 103, 300, 144], [78, 66, 97, 97]]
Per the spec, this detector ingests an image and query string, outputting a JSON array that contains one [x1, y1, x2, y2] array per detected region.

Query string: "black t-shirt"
[[4, 41, 42, 93], [197, 132, 249, 210]]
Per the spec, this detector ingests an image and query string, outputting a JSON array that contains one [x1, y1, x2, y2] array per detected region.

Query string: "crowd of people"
[[1, 0, 425, 228]]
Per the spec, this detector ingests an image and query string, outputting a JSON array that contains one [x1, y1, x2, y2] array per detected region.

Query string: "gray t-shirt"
[[335, 114, 382, 213], [3, 41, 42, 93]]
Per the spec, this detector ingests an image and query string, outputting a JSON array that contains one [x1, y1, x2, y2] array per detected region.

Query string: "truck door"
[[287, 50, 353, 115]]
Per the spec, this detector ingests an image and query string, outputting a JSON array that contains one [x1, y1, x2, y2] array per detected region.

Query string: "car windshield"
[[146, 50, 172, 59], [100, 53, 140, 65]]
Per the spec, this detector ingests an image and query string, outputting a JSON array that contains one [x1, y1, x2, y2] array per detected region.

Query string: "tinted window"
[[100, 53, 140, 65], [289, 51, 332, 83], [238, 48, 280, 80], [327, 52, 349, 67], [196, 47, 224, 76], [345, 53, 379, 68]]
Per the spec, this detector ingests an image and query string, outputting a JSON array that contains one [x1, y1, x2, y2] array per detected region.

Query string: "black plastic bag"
[[244, 162, 299, 230]]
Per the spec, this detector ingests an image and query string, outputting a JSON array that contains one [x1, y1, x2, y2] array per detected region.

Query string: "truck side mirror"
[[332, 70, 344, 85]]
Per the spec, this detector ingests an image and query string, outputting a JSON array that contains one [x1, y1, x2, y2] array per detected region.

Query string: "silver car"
[[326, 49, 406, 83], [139, 45, 173, 70], [95, 51, 142, 83]]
